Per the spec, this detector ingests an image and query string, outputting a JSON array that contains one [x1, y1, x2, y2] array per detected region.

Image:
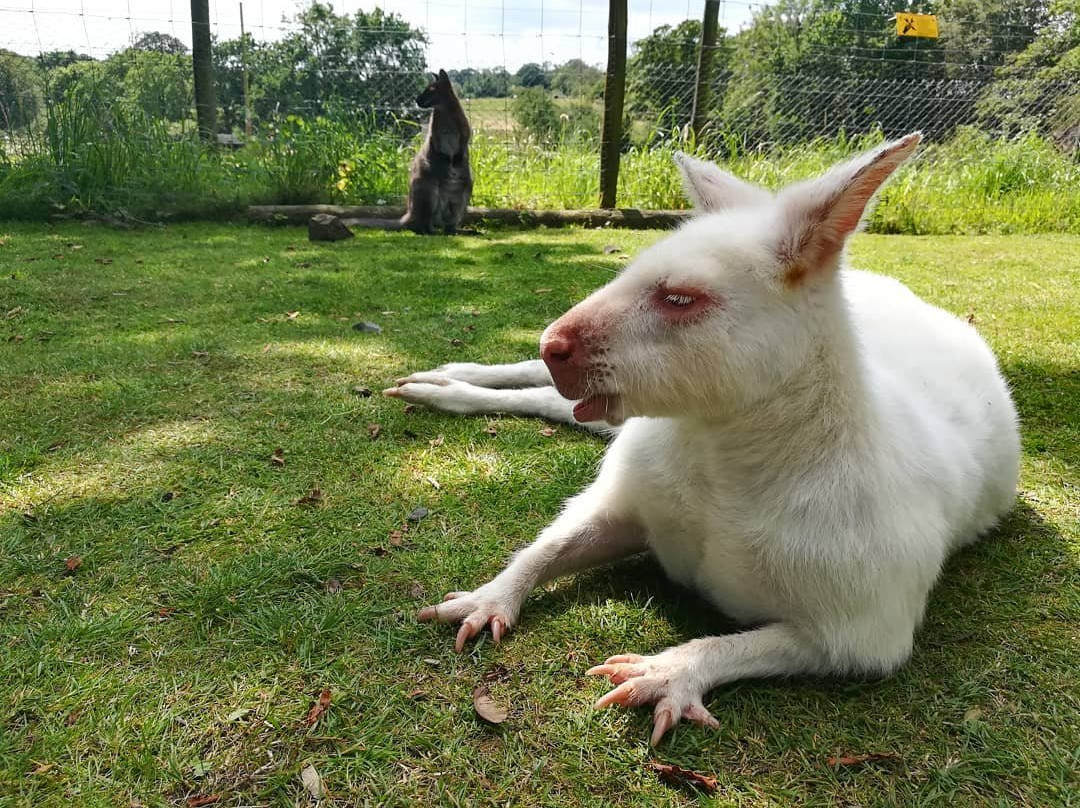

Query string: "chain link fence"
[[0, 1, 1076, 220]]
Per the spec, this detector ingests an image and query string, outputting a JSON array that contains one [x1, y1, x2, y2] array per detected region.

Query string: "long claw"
[[585, 664, 613, 677], [604, 654, 644, 665], [417, 605, 438, 622], [650, 706, 676, 746], [454, 621, 478, 653], [383, 387, 401, 397], [683, 702, 720, 729], [594, 681, 634, 710]]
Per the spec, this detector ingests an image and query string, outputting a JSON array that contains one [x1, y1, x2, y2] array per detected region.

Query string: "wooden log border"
[[246, 205, 693, 230]]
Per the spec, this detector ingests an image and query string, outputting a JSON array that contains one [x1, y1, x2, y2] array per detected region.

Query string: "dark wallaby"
[[400, 70, 473, 235]]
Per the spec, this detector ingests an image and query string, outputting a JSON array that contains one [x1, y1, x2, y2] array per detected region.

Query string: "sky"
[[0, 0, 762, 71]]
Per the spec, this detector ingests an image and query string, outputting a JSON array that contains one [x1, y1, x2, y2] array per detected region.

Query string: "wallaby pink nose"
[[540, 333, 575, 366]]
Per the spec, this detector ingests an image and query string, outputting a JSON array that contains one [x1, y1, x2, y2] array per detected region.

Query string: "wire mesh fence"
[[0, 1, 1076, 222]]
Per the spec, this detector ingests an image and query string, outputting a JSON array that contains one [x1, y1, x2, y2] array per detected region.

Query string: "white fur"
[[392, 134, 1020, 744]]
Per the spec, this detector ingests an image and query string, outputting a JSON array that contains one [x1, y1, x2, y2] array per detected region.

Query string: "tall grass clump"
[[873, 128, 1080, 234], [249, 112, 412, 205], [0, 82, 250, 220]]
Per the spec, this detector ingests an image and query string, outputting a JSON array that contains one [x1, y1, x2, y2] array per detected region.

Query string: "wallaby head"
[[539, 133, 922, 425], [417, 69, 456, 108]]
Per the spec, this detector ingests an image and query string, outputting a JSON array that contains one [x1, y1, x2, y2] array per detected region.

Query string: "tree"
[[447, 67, 510, 98], [626, 20, 732, 135], [512, 86, 559, 140], [550, 59, 603, 97], [515, 62, 550, 89], [113, 49, 192, 121], [975, 0, 1079, 142], [720, 0, 951, 144], [131, 31, 189, 55], [213, 3, 427, 123], [36, 50, 92, 71], [0, 49, 42, 130]]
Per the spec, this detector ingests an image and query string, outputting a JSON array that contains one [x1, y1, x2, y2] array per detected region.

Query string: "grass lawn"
[[0, 223, 1077, 807]]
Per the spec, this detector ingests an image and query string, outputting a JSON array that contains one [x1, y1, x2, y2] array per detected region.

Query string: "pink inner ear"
[[782, 135, 919, 286]]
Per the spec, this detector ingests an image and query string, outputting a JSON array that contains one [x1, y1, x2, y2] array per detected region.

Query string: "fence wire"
[[0, 0, 1076, 214]]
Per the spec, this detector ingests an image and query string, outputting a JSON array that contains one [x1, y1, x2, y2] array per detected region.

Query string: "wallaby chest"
[[614, 419, 800, 624]]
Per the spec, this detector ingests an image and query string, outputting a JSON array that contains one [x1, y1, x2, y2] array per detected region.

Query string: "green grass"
[[2, 85, 1079, 232], [0, 224, 1077, 806]]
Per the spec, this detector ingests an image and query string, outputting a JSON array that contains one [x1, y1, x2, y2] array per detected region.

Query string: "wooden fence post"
[[690, 0, 721, 143], [599, 0, 628, 209], [191, 0, 217, 141]]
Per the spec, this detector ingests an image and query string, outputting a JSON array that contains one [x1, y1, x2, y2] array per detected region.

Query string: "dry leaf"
[[428, 435, 444, 448], [325, 578, 343, 594], [485, 422, 498, 436], [826, 752, 900, 767], [191, 351, 209, 359], [407, 688, 427, 701], [472, 685, 508, 724], [402, 404, 417, 414], [645, 761, 718, 794], [533, 287, 552, 294], [425, 476, 441, 490], [408, 581, 425, 599], [367, 423, 381, 440], [286, 311, 300, 320], [271, 448, 285, 467], [30, 762, 56, 775], [539, 427, 556, 437], [482, 663, 511, 683], [966, 312, 977, 325], [64, 555, 82, 573], [4, 306, 24, 319], [304, 689, 332, 727], [389, 530, 405, 547], [351, 386, 372, 397], [602, 244, 622, 254], [65, 709, 81, 726], [185, 796, 221, 808], [296, 488, 324, 507], [300, 763, 325, 799], [262, 343, 272, 353]]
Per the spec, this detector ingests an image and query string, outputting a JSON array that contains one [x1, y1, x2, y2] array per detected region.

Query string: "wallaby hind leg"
[[402, 176, 437, 235]]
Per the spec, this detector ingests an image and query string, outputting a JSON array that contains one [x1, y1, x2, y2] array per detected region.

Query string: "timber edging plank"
[[245, 205, 692, 230]]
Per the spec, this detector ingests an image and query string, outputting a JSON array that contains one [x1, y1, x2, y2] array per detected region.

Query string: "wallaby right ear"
[[674, 151, 772, 213]]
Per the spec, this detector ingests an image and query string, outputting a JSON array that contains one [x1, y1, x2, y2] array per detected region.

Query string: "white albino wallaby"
[[385, 134, 1020, 745]]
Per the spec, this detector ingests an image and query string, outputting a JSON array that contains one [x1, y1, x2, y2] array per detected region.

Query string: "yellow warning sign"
[[896, 12, 939, 38]]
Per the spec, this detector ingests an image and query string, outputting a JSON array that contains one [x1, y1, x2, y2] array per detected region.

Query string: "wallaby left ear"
[[674, 151, 772, 212], [438, 69, 449, 81], [777, 132, 921, 286]]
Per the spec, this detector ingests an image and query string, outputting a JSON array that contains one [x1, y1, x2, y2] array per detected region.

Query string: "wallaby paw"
[[417, 585, 520, 652], [587, 651, 720, 745], [383, 378, 478, 414]]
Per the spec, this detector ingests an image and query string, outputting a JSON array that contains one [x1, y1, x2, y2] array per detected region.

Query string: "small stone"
[[308, 213, 354, 242], [406, 506, 430, 522], [351, 386, 372, 397], [353, 321, 382, 334]]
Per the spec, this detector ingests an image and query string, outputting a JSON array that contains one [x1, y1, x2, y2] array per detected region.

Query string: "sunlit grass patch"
[[0, 223, 1076, 806]]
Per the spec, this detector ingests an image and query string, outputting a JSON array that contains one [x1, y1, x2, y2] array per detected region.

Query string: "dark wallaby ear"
[[777, 133, 921, 286], [438, 69, 449, 81], [673, 151, 772, 212]]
